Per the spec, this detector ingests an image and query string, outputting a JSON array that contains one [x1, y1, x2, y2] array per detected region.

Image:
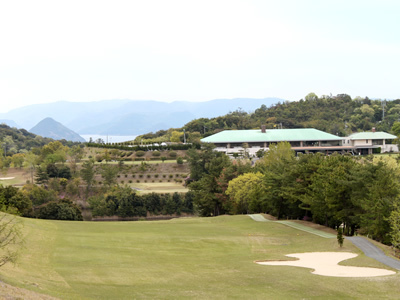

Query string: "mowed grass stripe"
[[248, 214, 270, 222], [249, 214, 336, 238], [276, 220, 336, 238]]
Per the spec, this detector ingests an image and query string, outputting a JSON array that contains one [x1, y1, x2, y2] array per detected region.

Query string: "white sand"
[[256, 252, 396, 277], [0, 177, 14, 180]]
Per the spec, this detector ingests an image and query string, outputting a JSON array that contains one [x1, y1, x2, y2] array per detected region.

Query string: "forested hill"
[[136, 93, 400, 143], [0, 124, 78, 156]]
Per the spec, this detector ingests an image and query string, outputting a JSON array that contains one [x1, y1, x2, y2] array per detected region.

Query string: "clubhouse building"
[[200, 126, 398, 156]]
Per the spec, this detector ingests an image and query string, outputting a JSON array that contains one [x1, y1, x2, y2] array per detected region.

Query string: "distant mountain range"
[[30, 117, 86, 142], [0, 98, 283, 135]]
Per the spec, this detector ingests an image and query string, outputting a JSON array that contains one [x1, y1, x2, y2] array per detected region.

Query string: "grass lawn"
[[130, 182, 188, 194], [1, 215, 399, 299]]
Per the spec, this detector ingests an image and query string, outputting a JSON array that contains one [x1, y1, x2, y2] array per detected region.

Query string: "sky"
[[0, 0, 399, 113]]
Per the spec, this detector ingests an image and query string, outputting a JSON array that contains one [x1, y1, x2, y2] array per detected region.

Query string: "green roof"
[[201, 128, 341, 143], [349, 131, 396, 140]]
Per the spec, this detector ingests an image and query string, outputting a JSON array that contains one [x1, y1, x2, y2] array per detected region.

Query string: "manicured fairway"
[[0, 215, 399, 299]]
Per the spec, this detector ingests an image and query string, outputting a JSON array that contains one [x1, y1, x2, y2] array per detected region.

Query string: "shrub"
[[161, 156, 167, 162], [135, 150, 145, 157], [176, 157, 184, 164], [147, 174, 151, 178], [136, 180, 140, 183], [37, 199, 83, 221], [129, 180, 132, 183], [163, 174, 167, 178], [152, 151, 161, 157], [155, 174, 159, 178], [168, 151, 177, 158], [337, 228, 344, 247], [169, 174, 173, 178]]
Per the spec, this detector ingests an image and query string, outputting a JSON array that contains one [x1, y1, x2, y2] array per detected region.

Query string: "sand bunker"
[[256, 252, 396, 277]]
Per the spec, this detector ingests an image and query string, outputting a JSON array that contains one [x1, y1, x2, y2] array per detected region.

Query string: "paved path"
[[346, 236, 400, 270], [249, 214, 400, 270], [248, 214, 336, 238]]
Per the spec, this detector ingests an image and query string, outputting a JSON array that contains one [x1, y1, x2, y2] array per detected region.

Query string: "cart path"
[[249, 214, 400, 271], [248, 214, 336, 238], [345, 236, 400, 270]]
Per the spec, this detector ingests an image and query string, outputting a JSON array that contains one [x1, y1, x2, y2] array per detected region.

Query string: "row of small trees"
[[86, 142, 200, 152], [88, 186, 194, 218], [187, 143, 400, 247]]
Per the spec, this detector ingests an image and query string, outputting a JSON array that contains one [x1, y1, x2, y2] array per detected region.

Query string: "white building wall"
[[382, 144, 398, 153], [353, 139, 372, 146]]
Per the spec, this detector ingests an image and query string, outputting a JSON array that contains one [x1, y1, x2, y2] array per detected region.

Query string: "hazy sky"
[[0, 0, 399, 113]]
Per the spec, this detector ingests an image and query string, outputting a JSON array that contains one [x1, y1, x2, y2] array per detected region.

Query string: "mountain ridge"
[[0, 98, 283, 135], [30, 117, 86, 142]]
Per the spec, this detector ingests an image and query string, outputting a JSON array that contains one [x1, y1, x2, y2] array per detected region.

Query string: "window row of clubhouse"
[[200, 126, 398, 156]]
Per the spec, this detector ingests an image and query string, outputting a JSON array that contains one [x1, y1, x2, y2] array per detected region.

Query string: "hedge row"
[[87, 143, 201, 151]]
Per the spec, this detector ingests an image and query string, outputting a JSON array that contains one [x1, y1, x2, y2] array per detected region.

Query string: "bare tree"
[[0, 212, 23, 267]]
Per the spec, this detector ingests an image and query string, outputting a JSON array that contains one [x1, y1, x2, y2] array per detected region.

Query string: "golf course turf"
[[0, 215, 399, 299]]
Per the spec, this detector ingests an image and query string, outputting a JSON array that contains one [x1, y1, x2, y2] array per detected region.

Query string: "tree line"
[[134, 93, 400, 146], [88, 187, 193, 218], [186, 143, 400, 248]]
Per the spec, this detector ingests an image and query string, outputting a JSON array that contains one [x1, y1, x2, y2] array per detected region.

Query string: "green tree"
[[226, 172, 264, 214], [100, 164, 119, 187], [68, 145, 84, 176], [24, 152, 39, 184], [1, 136, 15, 157], [80, 159, 96, 194], [257, 142, 299, 219], [170, 131, 183, 143], [355, 159, 400, 243], [11, 153, 24, 168], [38, 199, 83, 220], [307, 155, 359, 233], [21, 184, 57, 206], [305, 92, 318, 102], [391, 121, 400, 137], [40, 141, 67, 164], [389, 205, 400, 255], [188, 145, 232, 216]]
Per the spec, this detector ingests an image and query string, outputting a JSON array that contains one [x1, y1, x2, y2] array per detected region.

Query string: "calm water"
[[81, 134, 137, 143]]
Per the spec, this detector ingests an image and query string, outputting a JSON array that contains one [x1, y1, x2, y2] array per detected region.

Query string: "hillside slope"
[[30, 117, 85, 142], [0, 98, 282, 135]]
